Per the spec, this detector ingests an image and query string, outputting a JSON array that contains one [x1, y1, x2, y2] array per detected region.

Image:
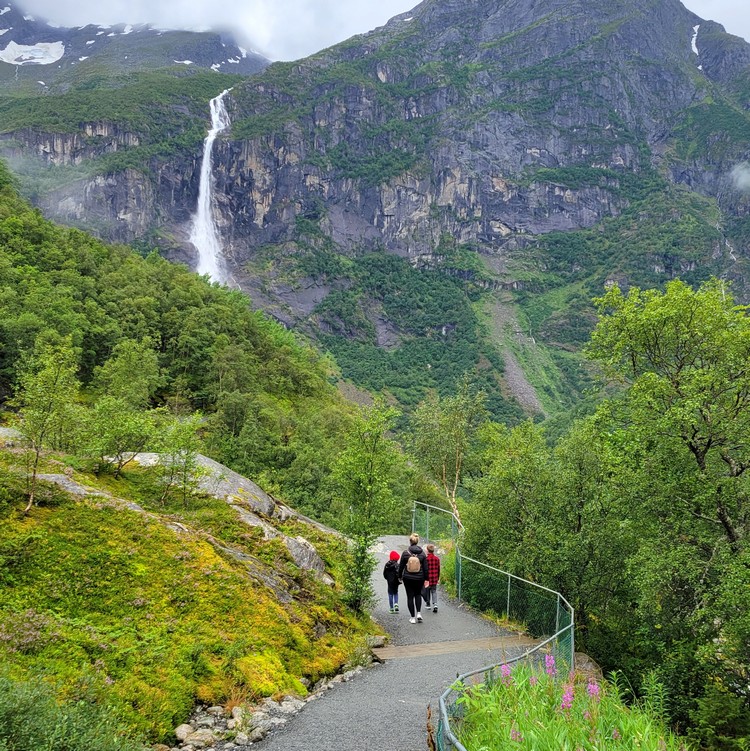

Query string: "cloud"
[[730, 163, 750, 193], [20, 0, 419, 60], [18, 0, 750, 61]]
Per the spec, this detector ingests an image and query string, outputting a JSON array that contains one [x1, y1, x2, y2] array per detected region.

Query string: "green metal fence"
[[412, 502, 575, 751]]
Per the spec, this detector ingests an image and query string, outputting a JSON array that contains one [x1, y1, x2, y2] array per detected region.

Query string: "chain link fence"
[[412, 502, 574, 751]]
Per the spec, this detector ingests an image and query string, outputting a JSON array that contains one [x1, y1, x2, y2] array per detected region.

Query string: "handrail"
[[412, 501, 575, 751], [458, 552, 575, 607]]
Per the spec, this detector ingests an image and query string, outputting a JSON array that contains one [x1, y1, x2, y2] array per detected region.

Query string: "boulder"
[[174, 724, 194, 742], [183, 729, 217, 748]]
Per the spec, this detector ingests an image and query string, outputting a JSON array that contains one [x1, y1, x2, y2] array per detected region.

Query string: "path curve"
[[253, 534, 531, 751]]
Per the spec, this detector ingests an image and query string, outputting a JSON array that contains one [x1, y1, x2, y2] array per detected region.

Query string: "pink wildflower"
[[612, 728, 622, 740], [529, 675, 538, 686], [560, 684, 574, 711], [545, 654, 557, 677], [500, 664, 513, 684], [587, 680, 601, 700], [583, 710, 591, 721], [510, 728, 523, 742]]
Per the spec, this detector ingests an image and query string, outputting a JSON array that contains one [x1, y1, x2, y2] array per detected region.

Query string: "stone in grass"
[[231, 706, 246, 722], [234, 732, 250, 746], [206, 706, 225, 716], [174, 724, 194, 742], [183, 729, 218, 748]]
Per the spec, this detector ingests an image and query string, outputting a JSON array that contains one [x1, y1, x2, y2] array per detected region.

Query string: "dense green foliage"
[[0, 174, 362, 513], [458, 280, 750, 750], [454, 662, 687, 751], [265, 237, 522, 420], [0, 673, 143, 751], [0, 69, 243, 137]]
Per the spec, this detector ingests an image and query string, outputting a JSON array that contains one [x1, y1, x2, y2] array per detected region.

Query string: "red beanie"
[[389, 550, 400, 561]]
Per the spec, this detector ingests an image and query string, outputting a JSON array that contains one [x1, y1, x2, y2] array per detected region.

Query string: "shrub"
[[452, 659, 690, 751], [0, 673, 144, 751]]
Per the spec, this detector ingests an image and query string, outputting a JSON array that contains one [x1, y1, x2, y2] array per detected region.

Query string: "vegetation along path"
[[253, 535, 535, 751]]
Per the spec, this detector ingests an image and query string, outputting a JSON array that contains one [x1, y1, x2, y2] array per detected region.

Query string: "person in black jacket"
[[383, 550, 401, 613], [398, 533, 428, 623]]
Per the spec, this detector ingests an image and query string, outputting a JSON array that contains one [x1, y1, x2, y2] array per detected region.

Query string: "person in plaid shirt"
[[423, 543, 441, 613]]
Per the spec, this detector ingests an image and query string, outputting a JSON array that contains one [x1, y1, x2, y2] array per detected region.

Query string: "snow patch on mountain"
[[0, 40, 64, 65], [691, 24, 700, 55], [0, 8, 10, 16]]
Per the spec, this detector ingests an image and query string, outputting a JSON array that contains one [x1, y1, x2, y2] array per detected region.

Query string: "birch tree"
[[411, 378, 487, 525]]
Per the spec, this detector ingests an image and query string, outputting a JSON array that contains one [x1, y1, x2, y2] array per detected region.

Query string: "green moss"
[[0, 463, 368, 743]]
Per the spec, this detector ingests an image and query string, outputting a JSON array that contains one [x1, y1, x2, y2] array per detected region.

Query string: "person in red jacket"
[[423, 543, 441, 613], [383, 550, 401, 613]]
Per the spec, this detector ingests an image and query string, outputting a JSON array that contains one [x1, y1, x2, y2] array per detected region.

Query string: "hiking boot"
[[394, 604, 399, 612], [433, 606, 438, 613], [416, 613, 423, 622], [409, 617, 416, 624], [389, 607, 395, 613]]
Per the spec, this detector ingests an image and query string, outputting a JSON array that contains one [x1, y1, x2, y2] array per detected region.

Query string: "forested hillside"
[[459, 280, 750, 749], [6, 0, 750, 423], [0, 158, 350, 518], [0, 159, 416, 747]]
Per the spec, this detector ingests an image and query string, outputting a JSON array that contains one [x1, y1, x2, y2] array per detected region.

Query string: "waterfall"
[[190, 89, 232, 283]]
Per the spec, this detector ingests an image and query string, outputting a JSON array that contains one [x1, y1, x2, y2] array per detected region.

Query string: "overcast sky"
[[16, 0, 750, 61]]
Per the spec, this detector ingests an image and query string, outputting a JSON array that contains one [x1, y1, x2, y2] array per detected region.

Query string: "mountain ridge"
[[0, 0, 267, 93], [2, 0, 750, 417]]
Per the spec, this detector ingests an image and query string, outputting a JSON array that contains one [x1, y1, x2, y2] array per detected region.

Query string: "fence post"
[[556, 593, 560, 635], [570, 608, 576, 669], [506, 573, 511, 618], [412, 504, 416, 534], [426, 506, 430, 543], [457, 548, 462, 602]]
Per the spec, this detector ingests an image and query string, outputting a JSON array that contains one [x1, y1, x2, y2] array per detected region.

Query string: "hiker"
[[398, 533, 427, 623], [422, 543, 441, 613], [383, 550, 401, 613]]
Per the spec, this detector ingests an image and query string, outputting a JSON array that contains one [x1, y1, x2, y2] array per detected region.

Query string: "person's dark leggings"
[[403, 578, 424, 617]]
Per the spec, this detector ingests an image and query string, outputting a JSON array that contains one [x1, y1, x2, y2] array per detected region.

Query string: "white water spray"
[[190, 89, 232, 283]]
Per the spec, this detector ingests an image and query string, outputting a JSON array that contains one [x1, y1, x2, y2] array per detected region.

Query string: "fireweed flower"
[[612, 728, 622, 740], [587, 680, 601, 700], [560, 684, 574, 711], [545, 654, 557, 677], [500, 664, 513, 684], [510, 728, 523, 742], [529, 675, 538, 686]]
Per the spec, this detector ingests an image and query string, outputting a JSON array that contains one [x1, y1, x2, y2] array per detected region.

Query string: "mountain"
[[0, 1, 268, 247], [3, 0, 750, 419], [0, 1, 267, 90]]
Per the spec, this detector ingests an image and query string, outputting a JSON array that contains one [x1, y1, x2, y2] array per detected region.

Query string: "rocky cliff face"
[[4, 0, 750, 416], [212, 0, 749, 264]]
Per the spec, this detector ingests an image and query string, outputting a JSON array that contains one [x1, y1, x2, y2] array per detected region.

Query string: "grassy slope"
[[0, 447, 369, 744]]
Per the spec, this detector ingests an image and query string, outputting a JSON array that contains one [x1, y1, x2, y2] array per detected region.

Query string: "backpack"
[[406, 551, 422, 574]]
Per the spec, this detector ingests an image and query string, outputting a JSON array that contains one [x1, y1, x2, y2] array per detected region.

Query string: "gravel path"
[[253, 534, 528, 751]]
